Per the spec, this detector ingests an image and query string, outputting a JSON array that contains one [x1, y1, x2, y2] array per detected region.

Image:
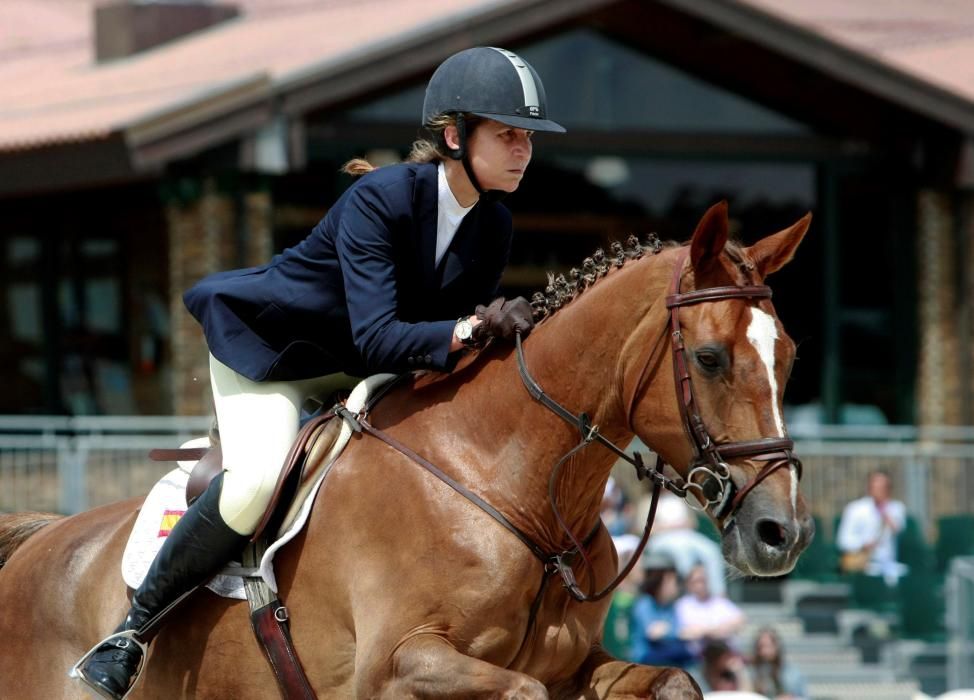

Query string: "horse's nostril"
[[756, 519, 787, 549]]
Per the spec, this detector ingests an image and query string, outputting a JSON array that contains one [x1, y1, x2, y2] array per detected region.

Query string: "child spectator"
[[750, 626, 808, 700]]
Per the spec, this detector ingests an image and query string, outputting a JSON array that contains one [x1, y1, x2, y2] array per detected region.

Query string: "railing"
[[946, 556, 974, 690], [2, 417, 974, 537], [0, 416, 210, 514], [787, 424, 974, 541]]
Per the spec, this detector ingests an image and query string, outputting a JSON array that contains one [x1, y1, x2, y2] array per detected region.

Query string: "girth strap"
[[243, 541, 316, 700]]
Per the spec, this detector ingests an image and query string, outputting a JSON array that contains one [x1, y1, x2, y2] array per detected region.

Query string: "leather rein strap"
[[515, 333, 670, 602], [665, 248, 802, 518], [353, 413, 605, 640]]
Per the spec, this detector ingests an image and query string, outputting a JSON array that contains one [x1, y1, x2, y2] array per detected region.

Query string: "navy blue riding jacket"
[[184, 162, 512, 382]]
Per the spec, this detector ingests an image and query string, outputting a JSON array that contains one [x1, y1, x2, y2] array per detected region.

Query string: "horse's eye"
[[695, 351, 722, 371]]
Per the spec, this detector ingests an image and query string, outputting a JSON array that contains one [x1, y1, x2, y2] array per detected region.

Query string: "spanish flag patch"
[[158, 509, 185, 537]]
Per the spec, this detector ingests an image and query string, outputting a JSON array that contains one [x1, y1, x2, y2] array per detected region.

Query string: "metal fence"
[[787, 424, 974, 542], [2, 417, 974, 532], [946, 556, 974, 690], [0, 416, 210, 514]]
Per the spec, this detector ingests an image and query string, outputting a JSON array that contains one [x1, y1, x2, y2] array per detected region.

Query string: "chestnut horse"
[[0, 202, 812, 699]]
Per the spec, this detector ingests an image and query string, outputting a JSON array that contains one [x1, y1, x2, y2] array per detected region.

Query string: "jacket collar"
[[414, 162, 439, 289], [438, 206, 481, 289]]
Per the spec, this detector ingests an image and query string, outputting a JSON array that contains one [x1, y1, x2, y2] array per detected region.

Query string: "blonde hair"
[[340, 114, 481, 176]]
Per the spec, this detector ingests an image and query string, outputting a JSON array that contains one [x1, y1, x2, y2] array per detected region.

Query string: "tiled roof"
[[732, 0, 974, 129], [2, 0, 973, 158], [0, 0, 499, 152]]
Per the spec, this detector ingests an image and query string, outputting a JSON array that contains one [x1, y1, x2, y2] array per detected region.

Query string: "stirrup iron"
[[69, 630, 148, 700]]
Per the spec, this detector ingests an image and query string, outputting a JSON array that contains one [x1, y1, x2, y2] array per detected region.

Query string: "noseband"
[[664, 248, 802, 520]]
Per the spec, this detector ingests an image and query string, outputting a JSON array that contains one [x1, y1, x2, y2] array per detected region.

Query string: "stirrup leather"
[[69, 630, 148, 700]]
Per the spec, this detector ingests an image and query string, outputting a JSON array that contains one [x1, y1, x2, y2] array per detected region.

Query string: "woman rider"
[[74, 46, 566, 699]]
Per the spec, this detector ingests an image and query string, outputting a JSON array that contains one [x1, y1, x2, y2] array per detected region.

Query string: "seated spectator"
[[602, 476, 634, 537], [602, 533, 644, 661], [836, 469, 907, 585], [697, 639, 754, 694], [629, 553, 695, 668], [749, 626, 808, 700], [642, 491, 727, 596], [676, 563, 746, 655]]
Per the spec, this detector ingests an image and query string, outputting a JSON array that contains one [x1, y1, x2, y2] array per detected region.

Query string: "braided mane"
[[529, 234, 751, 321]]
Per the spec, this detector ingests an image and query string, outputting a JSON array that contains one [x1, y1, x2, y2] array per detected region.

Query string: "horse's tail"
[[0, 512, 62, 570]]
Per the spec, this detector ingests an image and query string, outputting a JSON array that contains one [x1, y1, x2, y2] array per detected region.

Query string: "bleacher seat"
[[896, 569, 946, 641], [696, 512, 721, 543], [848, 572, 898, 613], [898, 515, 936, 573], [791, 515, 839, 582], [935, 514, 974, 573]]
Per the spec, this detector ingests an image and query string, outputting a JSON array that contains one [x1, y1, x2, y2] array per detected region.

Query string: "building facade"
[[1, 0, 972, 427]]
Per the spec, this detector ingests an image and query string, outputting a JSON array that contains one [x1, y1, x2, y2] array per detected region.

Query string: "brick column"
[[167, 178, 237, 416], [916, 190, 961, 426], [243, 189, 273, 266], [961, 193, 974, 424]]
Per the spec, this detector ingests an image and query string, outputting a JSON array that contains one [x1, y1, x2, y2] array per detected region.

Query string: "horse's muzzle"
[[723, 504, 814, 577]]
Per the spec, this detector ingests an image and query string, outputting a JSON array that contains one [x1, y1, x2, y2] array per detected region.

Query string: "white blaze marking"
[[747, 308, 798, 513], [746, 308, 784, 437], [790, 463, 798, 512]]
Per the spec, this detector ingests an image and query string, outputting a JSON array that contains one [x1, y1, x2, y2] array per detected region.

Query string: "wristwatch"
[[455, 316, 477, 347]]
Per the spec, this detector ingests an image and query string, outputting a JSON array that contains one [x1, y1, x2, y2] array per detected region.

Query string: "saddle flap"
[[251, 412, 341, 541], [186, 445, 223, 505]]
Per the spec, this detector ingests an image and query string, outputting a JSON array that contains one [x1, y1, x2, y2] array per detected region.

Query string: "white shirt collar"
[[435, 162, 475, 267]]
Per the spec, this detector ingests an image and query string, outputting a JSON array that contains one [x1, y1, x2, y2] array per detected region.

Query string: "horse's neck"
[[450, 259, 669, 550]]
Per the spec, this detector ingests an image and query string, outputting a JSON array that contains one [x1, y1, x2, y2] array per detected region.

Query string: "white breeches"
[[208, 353, 359, 535]]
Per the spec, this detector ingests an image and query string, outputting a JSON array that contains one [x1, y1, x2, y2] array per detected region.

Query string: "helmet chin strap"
[[449, 117, 506, 203]]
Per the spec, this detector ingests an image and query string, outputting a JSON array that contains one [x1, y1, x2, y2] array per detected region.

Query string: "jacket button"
[[407, 357, 415, 365], [424, 354, 433, 364]]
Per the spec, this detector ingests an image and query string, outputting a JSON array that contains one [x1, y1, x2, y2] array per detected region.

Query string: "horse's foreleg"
[[372, 635, 548, 700], [551, 646, 701, 700]]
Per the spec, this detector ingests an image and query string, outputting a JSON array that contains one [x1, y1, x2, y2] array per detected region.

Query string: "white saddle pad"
[[120, 374, 396, 600]]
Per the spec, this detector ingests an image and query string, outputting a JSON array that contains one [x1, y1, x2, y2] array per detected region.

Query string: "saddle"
[[149, 409, 342, 543]]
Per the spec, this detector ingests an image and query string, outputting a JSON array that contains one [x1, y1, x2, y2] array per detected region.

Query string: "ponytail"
[[340, 114, 481, 176]]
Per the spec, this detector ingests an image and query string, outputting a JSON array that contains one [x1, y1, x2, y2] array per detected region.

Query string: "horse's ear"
[[690, 201, 729, 269], [748, 212, 812, 279]]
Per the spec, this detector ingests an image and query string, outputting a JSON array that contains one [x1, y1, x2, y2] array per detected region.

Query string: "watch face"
[[456, 319, 473, 340]]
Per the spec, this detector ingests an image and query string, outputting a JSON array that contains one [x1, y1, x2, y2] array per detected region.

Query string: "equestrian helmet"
[[422, 47, 566, 133]]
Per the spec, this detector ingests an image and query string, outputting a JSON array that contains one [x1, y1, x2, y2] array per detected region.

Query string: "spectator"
[[601, 533, 644, 660], [642, 491, 727, 596], [836, 470, 907, 585], [676, 563, 746, 656], [629, 553, 695, 668], [749, 626, 808, 700], [602, 476, 634, 537], [697, 639, 754, 694]]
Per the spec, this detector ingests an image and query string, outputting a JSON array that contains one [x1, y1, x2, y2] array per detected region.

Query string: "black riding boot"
[[73, 472, 249, 699]]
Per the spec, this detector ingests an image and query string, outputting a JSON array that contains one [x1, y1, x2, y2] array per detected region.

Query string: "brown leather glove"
[[473, 296, 535, 342]]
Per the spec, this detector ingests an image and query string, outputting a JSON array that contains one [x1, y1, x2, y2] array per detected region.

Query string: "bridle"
[[514, 246, 802, 601], [664, 247, 802, 520]]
